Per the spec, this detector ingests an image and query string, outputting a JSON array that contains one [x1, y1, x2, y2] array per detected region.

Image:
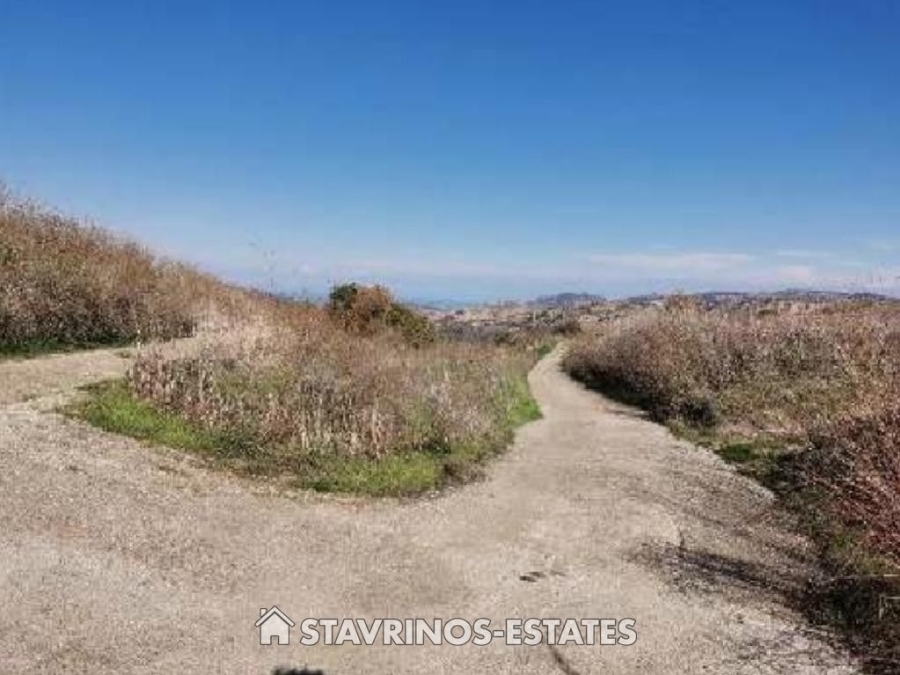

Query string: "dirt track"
[[0, 347, 858, 674]]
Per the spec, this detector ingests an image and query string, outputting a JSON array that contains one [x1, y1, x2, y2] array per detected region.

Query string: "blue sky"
[[2, 1, 899, 301]]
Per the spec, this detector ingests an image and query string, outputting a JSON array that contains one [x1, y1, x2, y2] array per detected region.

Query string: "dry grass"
[[564, 297, 900, 667], [0, 187, 262, 353], [564, 299, 900, 556], [130, 311, 534, 462], [75, 310, 538, 494], [565, 299, 900, 432]]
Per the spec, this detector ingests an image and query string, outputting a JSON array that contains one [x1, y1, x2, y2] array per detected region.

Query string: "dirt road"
[[0, 348, 857, 674]]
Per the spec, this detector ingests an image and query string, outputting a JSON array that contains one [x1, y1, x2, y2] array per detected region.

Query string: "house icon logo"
[[255, 606, 295, 645]]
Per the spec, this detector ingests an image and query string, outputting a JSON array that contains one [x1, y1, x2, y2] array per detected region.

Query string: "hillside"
[[0, 191, 540, 496]]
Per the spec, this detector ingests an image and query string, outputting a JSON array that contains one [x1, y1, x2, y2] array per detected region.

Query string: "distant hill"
[[529, 292, 607, 307], [621, 289, 895, 308]]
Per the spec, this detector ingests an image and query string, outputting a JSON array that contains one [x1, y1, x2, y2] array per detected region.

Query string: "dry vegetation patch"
[[0, 188, 262, 355], [75, 307, 538, 495], [564, 297, 900, 668], [1, 187, 541, 495]]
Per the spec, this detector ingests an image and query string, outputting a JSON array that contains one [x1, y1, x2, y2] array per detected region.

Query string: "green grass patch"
[[669, 421, 795, 486], [534, 340, 556, 359], [66, 375, 541, 497], [717, 440, 758, 463], [68, 381, 234, 456], [302, 452, 442, 496], [505, 374, 543, 427]]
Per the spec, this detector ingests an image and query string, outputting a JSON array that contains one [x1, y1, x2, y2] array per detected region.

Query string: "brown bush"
[[327, 282, 436, 345], [564, 301, 900, 432], [563, 299, 900, 567], [805, 406, 900, 567], [0, 189, 249, 350]]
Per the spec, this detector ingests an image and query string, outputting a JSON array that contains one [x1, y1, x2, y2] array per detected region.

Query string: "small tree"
[[327, 282, 435, 345]]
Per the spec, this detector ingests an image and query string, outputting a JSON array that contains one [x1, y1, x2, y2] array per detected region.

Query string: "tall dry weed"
[[564, 299, 900, 565], [565, 302, 900, 432], [130, 310, 531, 462], [0, 189, 263, 350]]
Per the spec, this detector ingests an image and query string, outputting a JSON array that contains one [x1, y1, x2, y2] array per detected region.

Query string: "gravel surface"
[[0, 347, 858, 674]]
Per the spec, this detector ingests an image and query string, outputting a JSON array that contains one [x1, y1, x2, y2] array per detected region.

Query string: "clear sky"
[[2, 1, 899, 301]]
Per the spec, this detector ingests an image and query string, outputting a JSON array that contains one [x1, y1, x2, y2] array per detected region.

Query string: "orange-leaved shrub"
[[326, 282, 436, 346]]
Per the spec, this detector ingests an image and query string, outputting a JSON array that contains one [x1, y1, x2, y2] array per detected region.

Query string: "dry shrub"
[[326, 282, 436, 346], [564, 299, 900, 566], [564, 309, 721, 424], [805, 406, 900, 567], [129, 310, 531, 462], [565, 301, 900, 432], [800, 405, 900, 671], [327, 283, 395, 334], [0, 188, 261, 350]]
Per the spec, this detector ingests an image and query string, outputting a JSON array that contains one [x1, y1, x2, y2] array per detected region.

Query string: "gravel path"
[[0, 347, 135, 405], [0, 347, 858, 674]]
